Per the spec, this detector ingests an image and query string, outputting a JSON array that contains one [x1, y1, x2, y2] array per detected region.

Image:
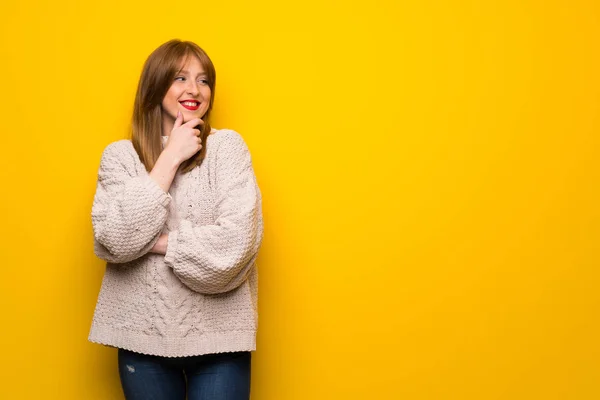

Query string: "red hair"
[[131, 39, 216, 173]]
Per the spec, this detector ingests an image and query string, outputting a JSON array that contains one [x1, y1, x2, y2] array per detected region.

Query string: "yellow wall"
[[0, 0, 599, 398]]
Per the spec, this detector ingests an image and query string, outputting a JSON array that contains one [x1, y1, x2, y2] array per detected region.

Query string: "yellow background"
[[1, 0, 599, 398]]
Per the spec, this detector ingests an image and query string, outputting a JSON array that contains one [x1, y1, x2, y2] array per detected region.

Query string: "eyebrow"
[[178, 70, 207, 76]]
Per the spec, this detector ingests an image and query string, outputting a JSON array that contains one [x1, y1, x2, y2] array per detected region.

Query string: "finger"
[[173, 111, 184, 129], [193, 129, 201, 137], [183, 118, 204, 128]]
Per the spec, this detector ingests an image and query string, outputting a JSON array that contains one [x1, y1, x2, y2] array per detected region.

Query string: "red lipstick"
[[179, 100, 200, 111]]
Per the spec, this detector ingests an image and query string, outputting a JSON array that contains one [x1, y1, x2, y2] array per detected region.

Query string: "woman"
[[88, 39, 263, 400]]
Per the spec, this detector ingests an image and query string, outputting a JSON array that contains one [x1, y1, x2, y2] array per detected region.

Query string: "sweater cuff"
[[164, 219, 195, 266], [164, 229, 178, 265], [141, 175, 171, 208]]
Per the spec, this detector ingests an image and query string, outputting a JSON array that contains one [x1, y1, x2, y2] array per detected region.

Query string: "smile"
[[179, 101, 200, 111]]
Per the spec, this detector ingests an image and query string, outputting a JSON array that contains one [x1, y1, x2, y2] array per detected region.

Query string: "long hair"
[[131, 39, 216, 173]]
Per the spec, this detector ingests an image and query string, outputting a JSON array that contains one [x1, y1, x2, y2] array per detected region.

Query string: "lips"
[[179, 100, 200, 111]]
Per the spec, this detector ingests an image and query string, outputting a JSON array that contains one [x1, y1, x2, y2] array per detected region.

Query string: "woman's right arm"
[[92, 113, 203, 264]]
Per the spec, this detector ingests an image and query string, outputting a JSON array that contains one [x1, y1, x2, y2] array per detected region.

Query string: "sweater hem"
[[88, 325, 256, 358]]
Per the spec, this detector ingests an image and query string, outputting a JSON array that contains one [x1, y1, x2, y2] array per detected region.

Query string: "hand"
[[150, 234, 169, 255], [164, 111, 204, 164]]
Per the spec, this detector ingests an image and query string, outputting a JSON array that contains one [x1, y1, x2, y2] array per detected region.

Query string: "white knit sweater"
[[88, 129, 263, 357]]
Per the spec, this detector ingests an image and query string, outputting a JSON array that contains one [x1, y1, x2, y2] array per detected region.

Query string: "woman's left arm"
[[163, 131, 264, 294]]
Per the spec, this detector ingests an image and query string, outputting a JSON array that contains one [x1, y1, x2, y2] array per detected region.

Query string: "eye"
[[175, 76, 186, 81], [198, 79, 209, 85]]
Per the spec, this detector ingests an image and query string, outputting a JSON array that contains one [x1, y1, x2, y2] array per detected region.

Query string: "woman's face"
[[161, 55, 211, 133]]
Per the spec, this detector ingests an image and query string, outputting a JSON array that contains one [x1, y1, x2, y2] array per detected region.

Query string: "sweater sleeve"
[[164, 131, 263, 294], [92, 141, 171, 264]]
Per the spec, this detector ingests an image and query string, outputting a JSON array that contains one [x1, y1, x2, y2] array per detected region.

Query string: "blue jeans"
[[117, 348, 251, 400]]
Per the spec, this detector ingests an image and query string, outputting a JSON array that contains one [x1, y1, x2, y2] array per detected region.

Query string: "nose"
[[186, 79, 200, 96]]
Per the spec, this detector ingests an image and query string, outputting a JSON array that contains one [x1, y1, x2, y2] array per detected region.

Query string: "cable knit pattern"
[[89, 129, 263, 357]]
